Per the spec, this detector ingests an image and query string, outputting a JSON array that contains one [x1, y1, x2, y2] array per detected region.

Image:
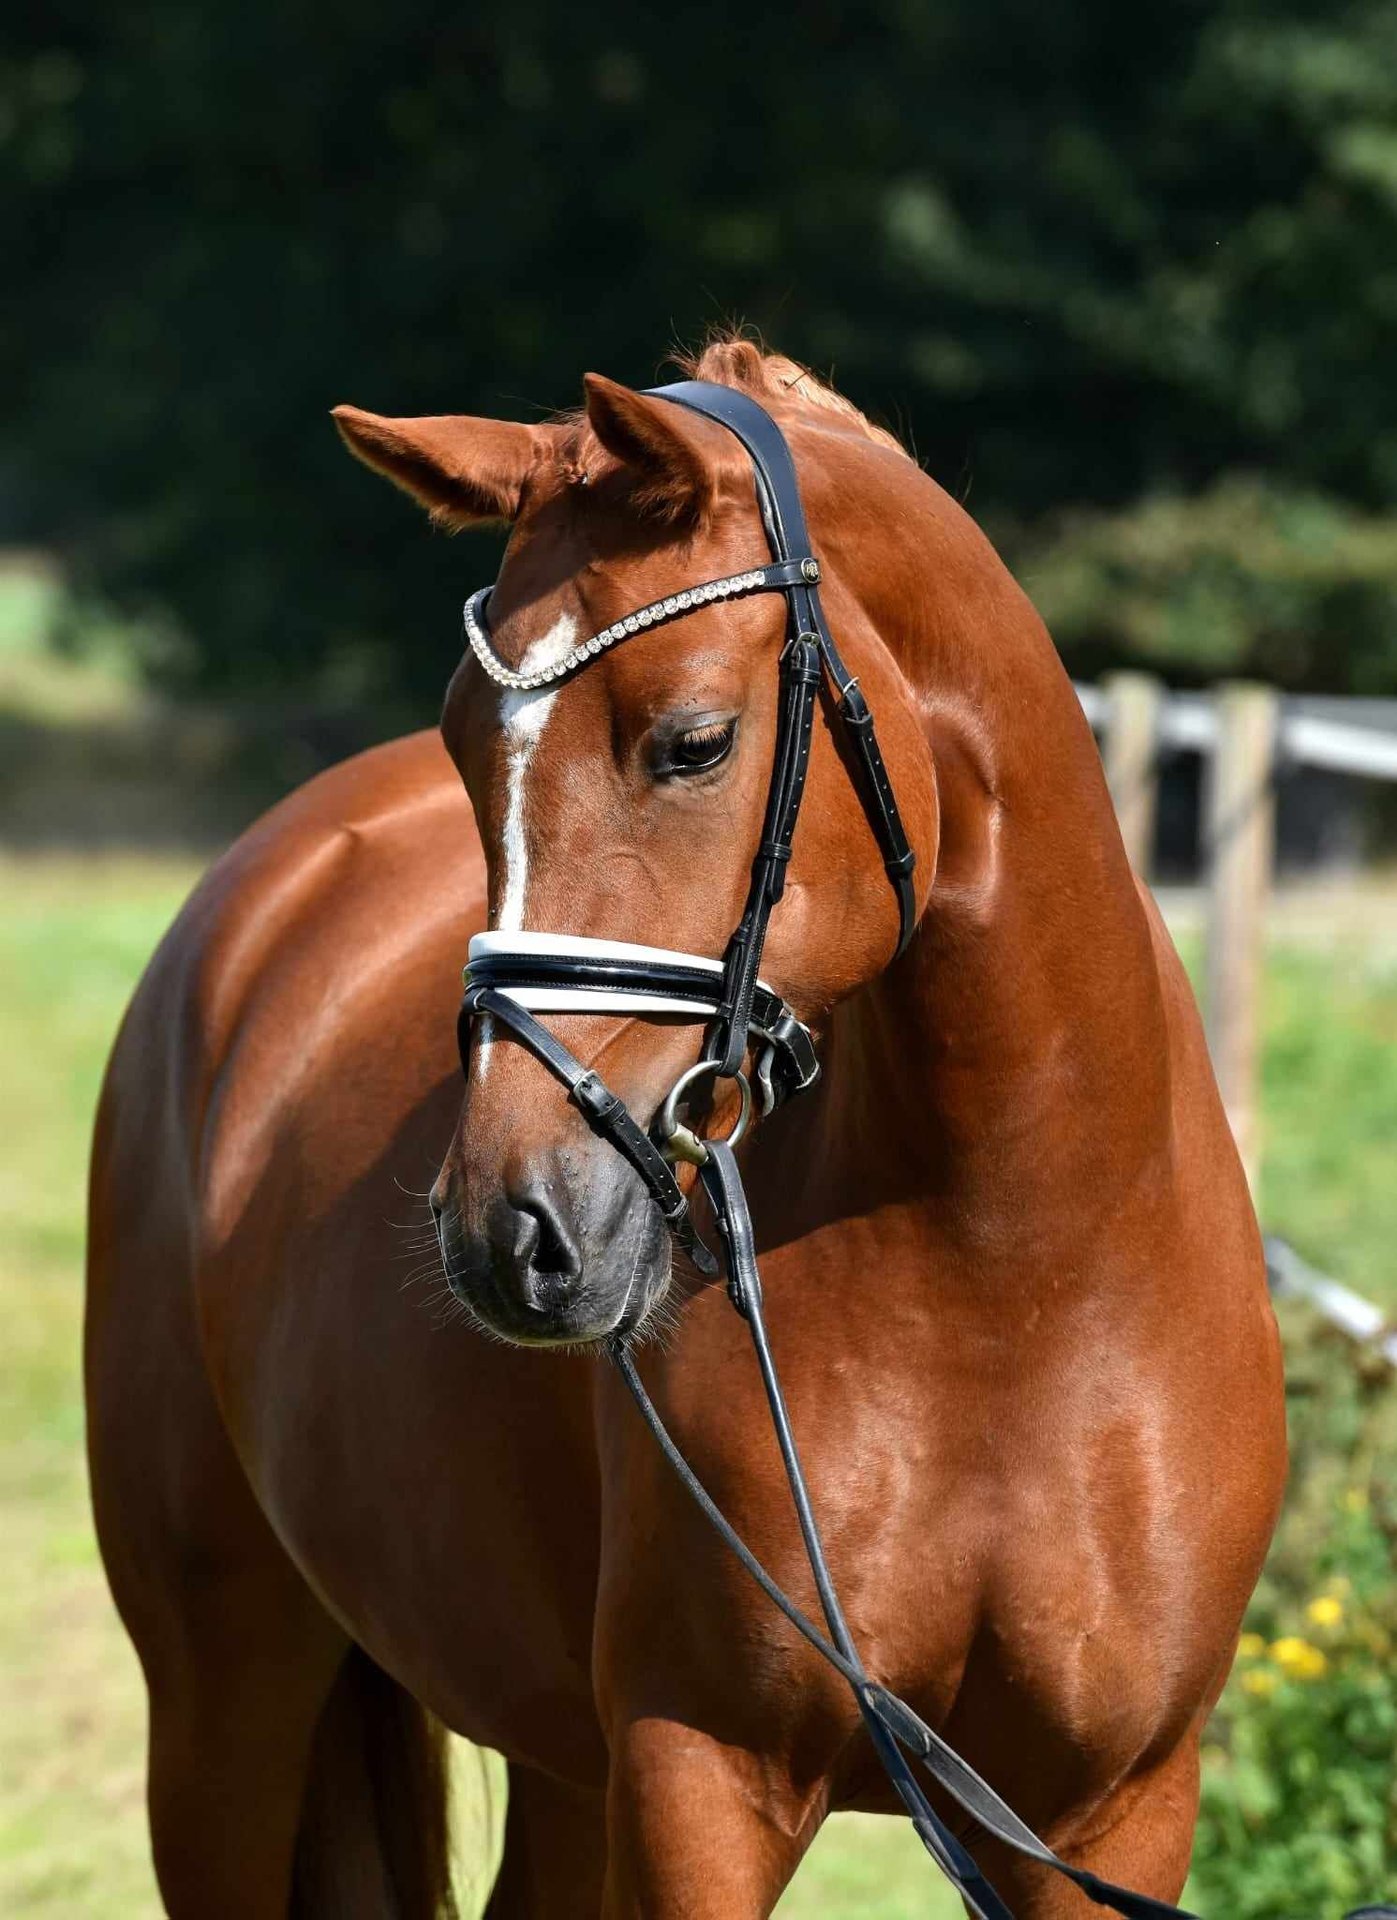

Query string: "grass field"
[[1, 850, 1394, 1914]]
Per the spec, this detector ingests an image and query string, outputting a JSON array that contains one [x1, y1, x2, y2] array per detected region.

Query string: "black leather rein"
[[454, 380, 1197, 1919]]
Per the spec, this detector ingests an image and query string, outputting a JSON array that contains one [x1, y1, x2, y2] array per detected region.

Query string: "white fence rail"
[[1281, 713, 1397, 782], [1266, 1238, 1397, 1368], [1076, 682, 1397, 780]]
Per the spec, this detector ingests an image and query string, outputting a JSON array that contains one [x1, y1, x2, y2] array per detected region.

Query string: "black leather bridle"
[[455, 381, 1196, 1920], [459, 378, 915, 1274]]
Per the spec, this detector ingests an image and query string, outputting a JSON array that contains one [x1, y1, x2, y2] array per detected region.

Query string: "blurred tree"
[[4, 0, 1397, 700]]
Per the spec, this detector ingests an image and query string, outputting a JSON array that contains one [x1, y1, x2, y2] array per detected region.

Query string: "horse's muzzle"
[[433, 1152, 670, 1346]]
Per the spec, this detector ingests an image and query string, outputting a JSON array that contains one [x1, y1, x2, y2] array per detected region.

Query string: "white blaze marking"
[[475, 613, 577, 1084]]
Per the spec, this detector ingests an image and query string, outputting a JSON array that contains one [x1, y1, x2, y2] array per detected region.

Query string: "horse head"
[[335, 346, 939, 1346]]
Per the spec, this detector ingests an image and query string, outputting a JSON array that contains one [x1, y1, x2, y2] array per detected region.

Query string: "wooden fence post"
[[1204, 682, 1278, 1191], [1103, 672, 1162, 874]]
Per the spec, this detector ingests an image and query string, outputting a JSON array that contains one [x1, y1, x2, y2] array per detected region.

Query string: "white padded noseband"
[[467, 931, 729, 1018]]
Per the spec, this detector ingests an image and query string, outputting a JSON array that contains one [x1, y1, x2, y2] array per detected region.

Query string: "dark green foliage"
[[6, 2, 1397, 700]]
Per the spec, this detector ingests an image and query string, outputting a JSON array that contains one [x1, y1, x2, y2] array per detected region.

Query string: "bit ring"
[[657, 1062, 753, 1166]]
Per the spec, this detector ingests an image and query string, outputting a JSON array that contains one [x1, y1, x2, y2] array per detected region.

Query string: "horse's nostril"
[[508, 1182, 582, 1287]]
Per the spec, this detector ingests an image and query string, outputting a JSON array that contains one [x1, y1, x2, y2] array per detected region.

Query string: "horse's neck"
[[814, 647, 1172, 1275]]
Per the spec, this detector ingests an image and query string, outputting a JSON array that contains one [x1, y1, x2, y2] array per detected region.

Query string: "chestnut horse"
[[87, 340, 1287, 1917]]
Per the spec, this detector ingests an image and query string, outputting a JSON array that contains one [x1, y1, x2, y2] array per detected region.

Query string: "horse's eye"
[[668, 719, 736, 776]]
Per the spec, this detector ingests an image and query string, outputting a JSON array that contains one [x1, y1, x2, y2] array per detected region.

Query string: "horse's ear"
[[331, 406, 540, 529], [583, 375, 731, 527]]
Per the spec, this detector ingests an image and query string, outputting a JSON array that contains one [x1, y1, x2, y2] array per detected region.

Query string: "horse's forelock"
[[676, 333, 910, 459]]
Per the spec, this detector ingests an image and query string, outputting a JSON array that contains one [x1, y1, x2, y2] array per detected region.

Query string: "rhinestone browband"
[[462, 562, 813, 692]]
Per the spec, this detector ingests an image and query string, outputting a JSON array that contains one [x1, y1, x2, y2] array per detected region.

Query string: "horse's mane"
[[555, 333, 909, 476], [673, 333, 910, 460]]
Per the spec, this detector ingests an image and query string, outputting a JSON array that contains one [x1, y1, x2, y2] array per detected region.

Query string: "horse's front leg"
[[594, 1373, 838, 1915], [601, 1714, 819, 1917], [601, 1711, 821, 1917]]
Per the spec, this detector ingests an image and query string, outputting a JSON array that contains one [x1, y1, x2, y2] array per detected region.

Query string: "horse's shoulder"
[[205, 727, 478, 930], [106, 730, 482, 1172]]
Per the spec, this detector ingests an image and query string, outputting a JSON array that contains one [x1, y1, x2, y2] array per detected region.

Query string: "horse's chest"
[[724, 1344, 1207, 1815], [816, 1503, 1189, 1824]]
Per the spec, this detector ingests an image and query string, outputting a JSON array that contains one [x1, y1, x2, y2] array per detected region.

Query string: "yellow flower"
[[1270, 1636, 1328, 1680], [1241, 1668, 1278, 1697], [1305, 1595, 1344, 1630], [1236, 1632, 1267, 1659], [1341, 1488, 1368, 1514]]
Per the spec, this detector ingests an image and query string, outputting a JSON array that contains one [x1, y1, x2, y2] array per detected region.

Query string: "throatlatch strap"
[[610, 1142, 1200, 1920], [649, 381, 919, 958], [711, 635, 821, 1076]]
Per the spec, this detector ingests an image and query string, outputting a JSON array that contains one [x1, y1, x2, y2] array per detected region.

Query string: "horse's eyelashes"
[[669, 719, 736, 776]]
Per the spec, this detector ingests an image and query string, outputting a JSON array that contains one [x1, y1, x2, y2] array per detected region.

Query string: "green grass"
[[1167, 928, 1397, 1310], [0, 856, 200, 1915], [1259, 946, 1397, 1306], [1, 851, 1394, 1913]]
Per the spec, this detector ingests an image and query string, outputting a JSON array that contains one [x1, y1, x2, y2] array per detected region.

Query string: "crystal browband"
[[465, 932, 820, 1113], [462, 557, 820, 692]]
